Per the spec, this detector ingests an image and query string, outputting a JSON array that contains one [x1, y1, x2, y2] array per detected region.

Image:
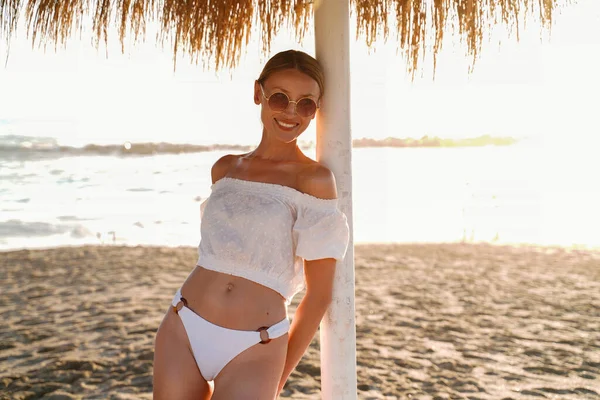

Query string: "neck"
[[250, 128, 302, 162]]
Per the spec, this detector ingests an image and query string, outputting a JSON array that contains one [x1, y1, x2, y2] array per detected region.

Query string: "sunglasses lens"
[[268, 92, 289, 111], [296, 98, 317, 117]]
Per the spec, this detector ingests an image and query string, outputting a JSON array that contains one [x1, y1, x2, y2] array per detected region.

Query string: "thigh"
[[211, 334, 288, 400], [153, 307, 213, 400]]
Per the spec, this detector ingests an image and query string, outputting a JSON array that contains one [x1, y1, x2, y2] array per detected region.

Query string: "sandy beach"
[[1, 243, 599, 399]]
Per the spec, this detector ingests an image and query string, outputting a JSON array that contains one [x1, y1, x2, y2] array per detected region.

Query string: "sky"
[[0, 0, 598, 147]]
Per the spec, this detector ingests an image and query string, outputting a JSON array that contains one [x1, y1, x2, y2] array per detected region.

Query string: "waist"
[[196, 252, 297, 300], [180, 265, 288, 331]]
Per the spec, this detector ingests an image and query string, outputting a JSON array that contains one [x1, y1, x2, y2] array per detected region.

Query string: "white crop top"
[[196, 177, 350, 303]]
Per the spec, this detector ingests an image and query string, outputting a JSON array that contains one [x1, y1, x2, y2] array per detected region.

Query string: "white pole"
[[314, 1, 357, 399]]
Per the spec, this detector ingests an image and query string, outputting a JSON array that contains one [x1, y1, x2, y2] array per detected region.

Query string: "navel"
[[226, 282, 234, 292]]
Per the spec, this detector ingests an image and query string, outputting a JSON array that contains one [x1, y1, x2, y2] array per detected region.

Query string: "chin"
[[269, 120, 305, 142]]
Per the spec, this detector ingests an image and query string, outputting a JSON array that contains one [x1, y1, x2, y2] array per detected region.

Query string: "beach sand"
[[1, 243, 599, 399]]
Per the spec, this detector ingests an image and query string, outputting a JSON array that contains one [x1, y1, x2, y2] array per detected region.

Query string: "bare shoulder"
[[297, 163, 338, 200], [210, 154, 239, 183]]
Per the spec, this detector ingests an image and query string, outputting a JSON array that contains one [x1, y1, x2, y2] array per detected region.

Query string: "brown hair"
[[257, 50, 325, 99]]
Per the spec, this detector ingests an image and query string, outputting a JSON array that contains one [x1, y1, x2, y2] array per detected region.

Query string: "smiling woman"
[[254, 68, 321, 142], [253, 50, 323, 144], [152, 49, 350, 400]]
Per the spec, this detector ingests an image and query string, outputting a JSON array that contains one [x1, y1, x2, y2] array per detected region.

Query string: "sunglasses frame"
[[259, 85, 320, 118]]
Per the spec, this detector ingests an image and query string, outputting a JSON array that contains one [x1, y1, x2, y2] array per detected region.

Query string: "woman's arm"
[[277, 257, 336, 395], [277, 164, 340, 395]]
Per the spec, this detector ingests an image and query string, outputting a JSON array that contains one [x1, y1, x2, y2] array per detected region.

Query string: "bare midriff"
[[179, 265, 288, 331]]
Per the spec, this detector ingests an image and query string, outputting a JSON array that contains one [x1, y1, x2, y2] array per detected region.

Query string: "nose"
[[283, 100, 297, 116]]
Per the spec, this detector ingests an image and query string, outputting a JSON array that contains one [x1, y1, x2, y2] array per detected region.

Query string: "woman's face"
[[254, 68, 321, 144]]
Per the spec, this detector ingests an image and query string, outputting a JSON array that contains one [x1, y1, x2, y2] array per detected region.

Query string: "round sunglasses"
[[259, 85, 319, 118]]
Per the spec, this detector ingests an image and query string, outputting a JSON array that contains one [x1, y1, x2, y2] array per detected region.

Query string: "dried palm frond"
[[0, 0, 570, 76]]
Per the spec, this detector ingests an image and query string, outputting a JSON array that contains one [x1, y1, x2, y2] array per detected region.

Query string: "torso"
[[181, 266, 288, 330], [180, 152, 320, 330]]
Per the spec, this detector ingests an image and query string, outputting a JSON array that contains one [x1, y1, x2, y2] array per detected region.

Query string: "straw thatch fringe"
[[0, 0, 568, 76]]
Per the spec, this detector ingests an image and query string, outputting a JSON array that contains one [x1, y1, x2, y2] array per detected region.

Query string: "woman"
[[153, 49, 350, 399]]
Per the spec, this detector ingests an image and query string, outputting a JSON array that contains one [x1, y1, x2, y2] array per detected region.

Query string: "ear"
[[254, 81, 261, 105]]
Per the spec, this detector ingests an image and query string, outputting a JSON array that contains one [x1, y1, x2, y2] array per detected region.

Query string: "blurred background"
[[1, 0, 599, 251]]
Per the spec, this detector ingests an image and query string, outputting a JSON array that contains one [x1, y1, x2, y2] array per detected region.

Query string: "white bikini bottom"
[[171, 288, 290, 381]]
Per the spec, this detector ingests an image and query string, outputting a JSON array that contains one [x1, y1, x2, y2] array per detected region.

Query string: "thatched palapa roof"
[[0, 0, 568, 75]]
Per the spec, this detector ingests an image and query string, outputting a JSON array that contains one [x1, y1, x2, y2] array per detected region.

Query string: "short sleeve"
[[293, 203, 350, 261], [200, 198, 208, 220]]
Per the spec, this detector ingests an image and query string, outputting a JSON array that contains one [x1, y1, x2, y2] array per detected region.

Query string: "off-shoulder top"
[[196, 177, 350, 303]]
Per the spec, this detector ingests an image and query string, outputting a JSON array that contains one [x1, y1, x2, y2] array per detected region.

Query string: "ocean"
[[1, 134, 599, 251]]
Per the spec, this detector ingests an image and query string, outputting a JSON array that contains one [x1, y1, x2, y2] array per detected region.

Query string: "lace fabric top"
[[196, 177, 350, 303]]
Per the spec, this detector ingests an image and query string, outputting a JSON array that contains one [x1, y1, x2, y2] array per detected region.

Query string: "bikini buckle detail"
[[257, 327, 271, 344], [173, 296, 188, 314]]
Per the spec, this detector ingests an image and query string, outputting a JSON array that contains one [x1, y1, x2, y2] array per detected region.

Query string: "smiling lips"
[[275, 118, 299, 130]]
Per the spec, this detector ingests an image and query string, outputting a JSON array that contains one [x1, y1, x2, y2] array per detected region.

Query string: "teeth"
[[276, 119, 296, 128]]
